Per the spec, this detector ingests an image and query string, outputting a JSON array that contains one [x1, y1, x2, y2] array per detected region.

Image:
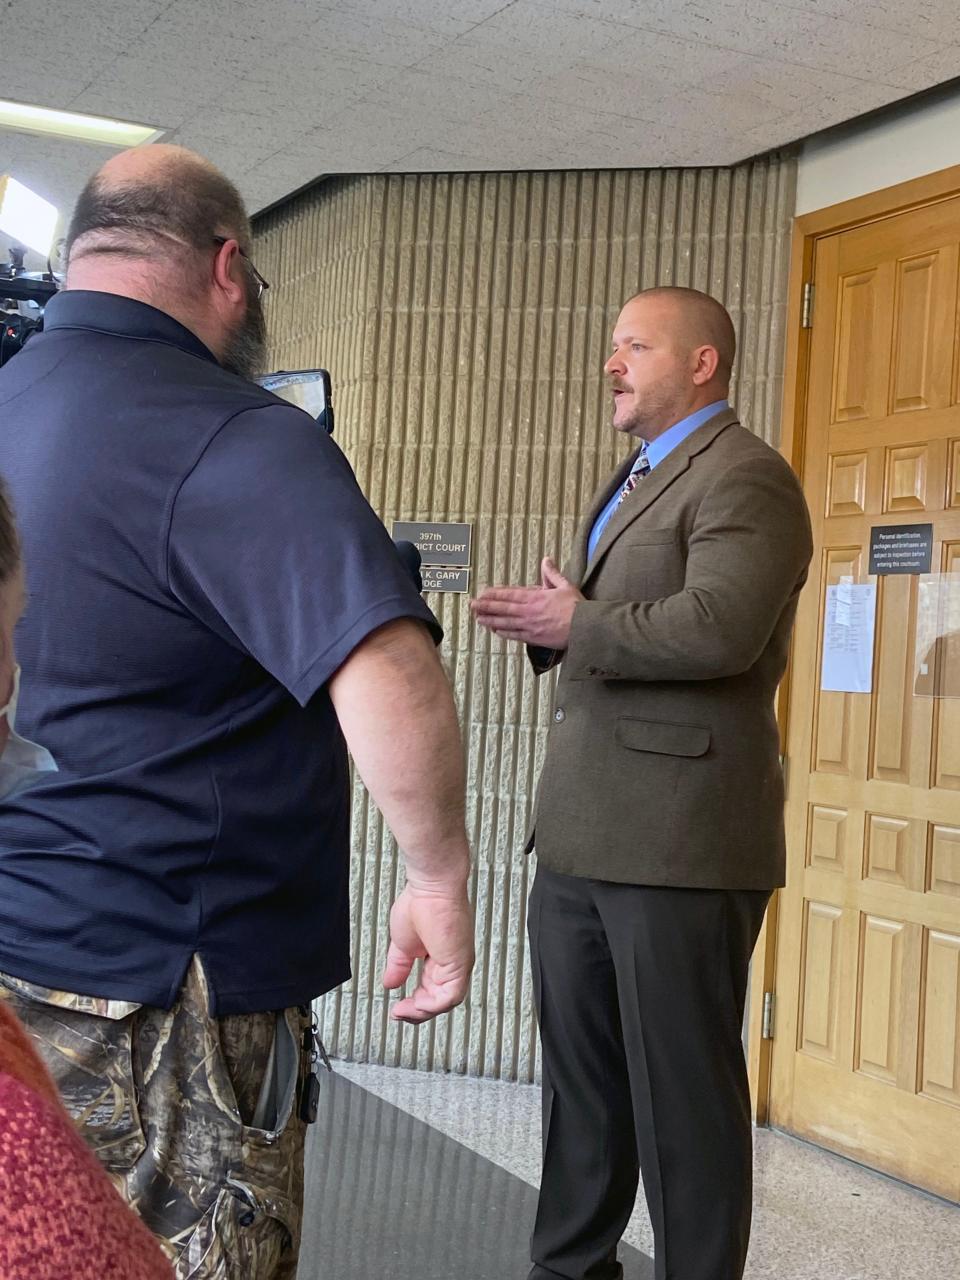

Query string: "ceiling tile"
[[0, 0, 958, 224], [529, 0, 943, 78], [453, 0, 623, 65], [2, 65, 95, 112], [325, 0, 513, 39], [300, 6, 451, 68], [774, 0, 960, 43], [880, 45, 960, 92]]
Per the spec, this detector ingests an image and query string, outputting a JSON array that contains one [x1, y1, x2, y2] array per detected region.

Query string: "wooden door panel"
[[772, 193, 960, 1202], [928, 823, 960, 898], [949, 440, 960, 507], [805, 804, 849, 874], [854, 912, 918, 1092], [833, 267, 890, 424], [890, 246, 958, 415], [920, 928, 960, 1108], [864, 812, 925, 892], [869, 574, 921, 786], [883, 443, 930, 512], [827, 451, 869, 517], [798, 900, 844, 1063]]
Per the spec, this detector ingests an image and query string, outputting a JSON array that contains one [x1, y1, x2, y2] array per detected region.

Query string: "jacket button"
[[554, 708, 565, 723]]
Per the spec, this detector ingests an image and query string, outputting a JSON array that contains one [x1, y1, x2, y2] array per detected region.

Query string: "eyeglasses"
[[212, 236, 270, 299]]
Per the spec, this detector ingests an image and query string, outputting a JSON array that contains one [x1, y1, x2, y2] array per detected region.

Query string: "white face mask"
[[0, 665, 57, 798]]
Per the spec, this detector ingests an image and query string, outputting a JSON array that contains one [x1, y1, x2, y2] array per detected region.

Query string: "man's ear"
[[691, 344, 720, 386], [211, 238, 245, 307]]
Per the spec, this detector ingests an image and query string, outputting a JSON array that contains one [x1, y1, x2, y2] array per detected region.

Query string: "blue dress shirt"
[[587, 400, 729, 561]]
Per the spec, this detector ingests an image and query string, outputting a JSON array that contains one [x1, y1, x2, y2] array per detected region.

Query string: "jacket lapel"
[[567, 452, 636, 583], [580, 408, 740, 591]]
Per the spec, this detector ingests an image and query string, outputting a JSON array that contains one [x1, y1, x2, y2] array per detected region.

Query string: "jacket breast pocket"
[[617, 528, 684, 601], [623, 529, 678, 548]]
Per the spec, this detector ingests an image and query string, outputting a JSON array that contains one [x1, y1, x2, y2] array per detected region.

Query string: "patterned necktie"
[[618, 442, 651, 504]]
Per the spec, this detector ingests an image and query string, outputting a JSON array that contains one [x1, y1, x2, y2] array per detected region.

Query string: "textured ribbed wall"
[[253, 157, 798, 1081]]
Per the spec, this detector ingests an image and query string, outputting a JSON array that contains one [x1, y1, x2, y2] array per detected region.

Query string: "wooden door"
[[771, 194, 960, 1200]]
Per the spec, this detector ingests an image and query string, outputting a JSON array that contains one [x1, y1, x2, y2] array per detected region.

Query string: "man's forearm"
[[329, 618, 470, 886]]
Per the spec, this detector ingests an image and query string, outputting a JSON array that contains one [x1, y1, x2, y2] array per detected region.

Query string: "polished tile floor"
[[297, 1060, 960, 1280], [297, 1069, 650, 1279]]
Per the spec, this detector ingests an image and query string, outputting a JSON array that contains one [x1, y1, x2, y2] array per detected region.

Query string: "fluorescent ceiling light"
[[0, 99, 163, 148], [0, 176, 58, 257]]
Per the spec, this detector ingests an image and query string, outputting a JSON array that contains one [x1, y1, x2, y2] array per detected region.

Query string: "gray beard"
[[221, 293, 267, 381]]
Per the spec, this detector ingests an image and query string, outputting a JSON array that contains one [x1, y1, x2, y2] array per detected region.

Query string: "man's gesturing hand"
[[470, 557, 583, 648], [383, 879, 475, 1024]]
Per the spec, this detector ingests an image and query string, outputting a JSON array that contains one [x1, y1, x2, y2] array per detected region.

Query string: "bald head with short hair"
[[628, 286, 736, 382], [63, 144, 266, 380], [604, 286, 737, 442], [66, 144, 252, 272]]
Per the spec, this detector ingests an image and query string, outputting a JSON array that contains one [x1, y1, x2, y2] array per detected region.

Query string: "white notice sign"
[[820, 582, 877, 694]]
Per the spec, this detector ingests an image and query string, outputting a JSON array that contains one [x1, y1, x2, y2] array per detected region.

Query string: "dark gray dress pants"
[[527, 866, 770, 1280]]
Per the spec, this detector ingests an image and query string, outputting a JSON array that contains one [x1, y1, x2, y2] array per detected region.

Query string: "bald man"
[[473, 288, 813, 1280], [0, 146, 474, 1278]]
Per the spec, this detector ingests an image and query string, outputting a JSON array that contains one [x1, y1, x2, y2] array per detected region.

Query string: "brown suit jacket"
[[527, 407, 813, 889]]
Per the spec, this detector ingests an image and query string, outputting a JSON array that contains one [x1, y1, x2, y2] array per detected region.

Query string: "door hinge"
[[801, 281, 815, 329], [762, 991, 775, 1040]]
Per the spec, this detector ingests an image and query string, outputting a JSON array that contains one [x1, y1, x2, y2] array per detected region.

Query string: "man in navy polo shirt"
[[0, 145, 474, 1278]]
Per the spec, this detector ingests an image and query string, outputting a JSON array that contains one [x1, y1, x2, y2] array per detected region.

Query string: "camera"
[[258, 368, 335, 435], [0, 244, 58, 368]]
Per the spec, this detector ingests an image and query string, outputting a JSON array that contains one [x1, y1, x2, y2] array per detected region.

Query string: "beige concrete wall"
[[254, 157, 798, 1081]]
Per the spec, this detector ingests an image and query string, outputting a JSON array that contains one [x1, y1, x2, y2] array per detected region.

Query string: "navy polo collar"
[[43, 290, 218, 366]]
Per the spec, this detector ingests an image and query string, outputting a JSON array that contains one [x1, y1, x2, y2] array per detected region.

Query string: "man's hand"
[[383, 878, 475, 1024], [470, 557, 583, 648]]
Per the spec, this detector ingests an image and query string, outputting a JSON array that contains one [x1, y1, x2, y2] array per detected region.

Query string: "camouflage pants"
[[0, 957, 311, 1279]]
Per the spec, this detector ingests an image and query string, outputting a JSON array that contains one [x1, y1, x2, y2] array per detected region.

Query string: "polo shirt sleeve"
[[166, 403, 442, 706]]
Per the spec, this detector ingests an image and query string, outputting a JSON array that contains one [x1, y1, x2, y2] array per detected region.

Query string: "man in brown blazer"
[[472, 287, 812, 1280]]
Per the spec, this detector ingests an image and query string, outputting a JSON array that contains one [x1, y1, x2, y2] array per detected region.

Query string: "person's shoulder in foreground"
[[0, 1001, 173, 1279]]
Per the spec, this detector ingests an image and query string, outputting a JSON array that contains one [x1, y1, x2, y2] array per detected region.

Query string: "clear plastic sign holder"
[[914, 572, 960, 698]]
